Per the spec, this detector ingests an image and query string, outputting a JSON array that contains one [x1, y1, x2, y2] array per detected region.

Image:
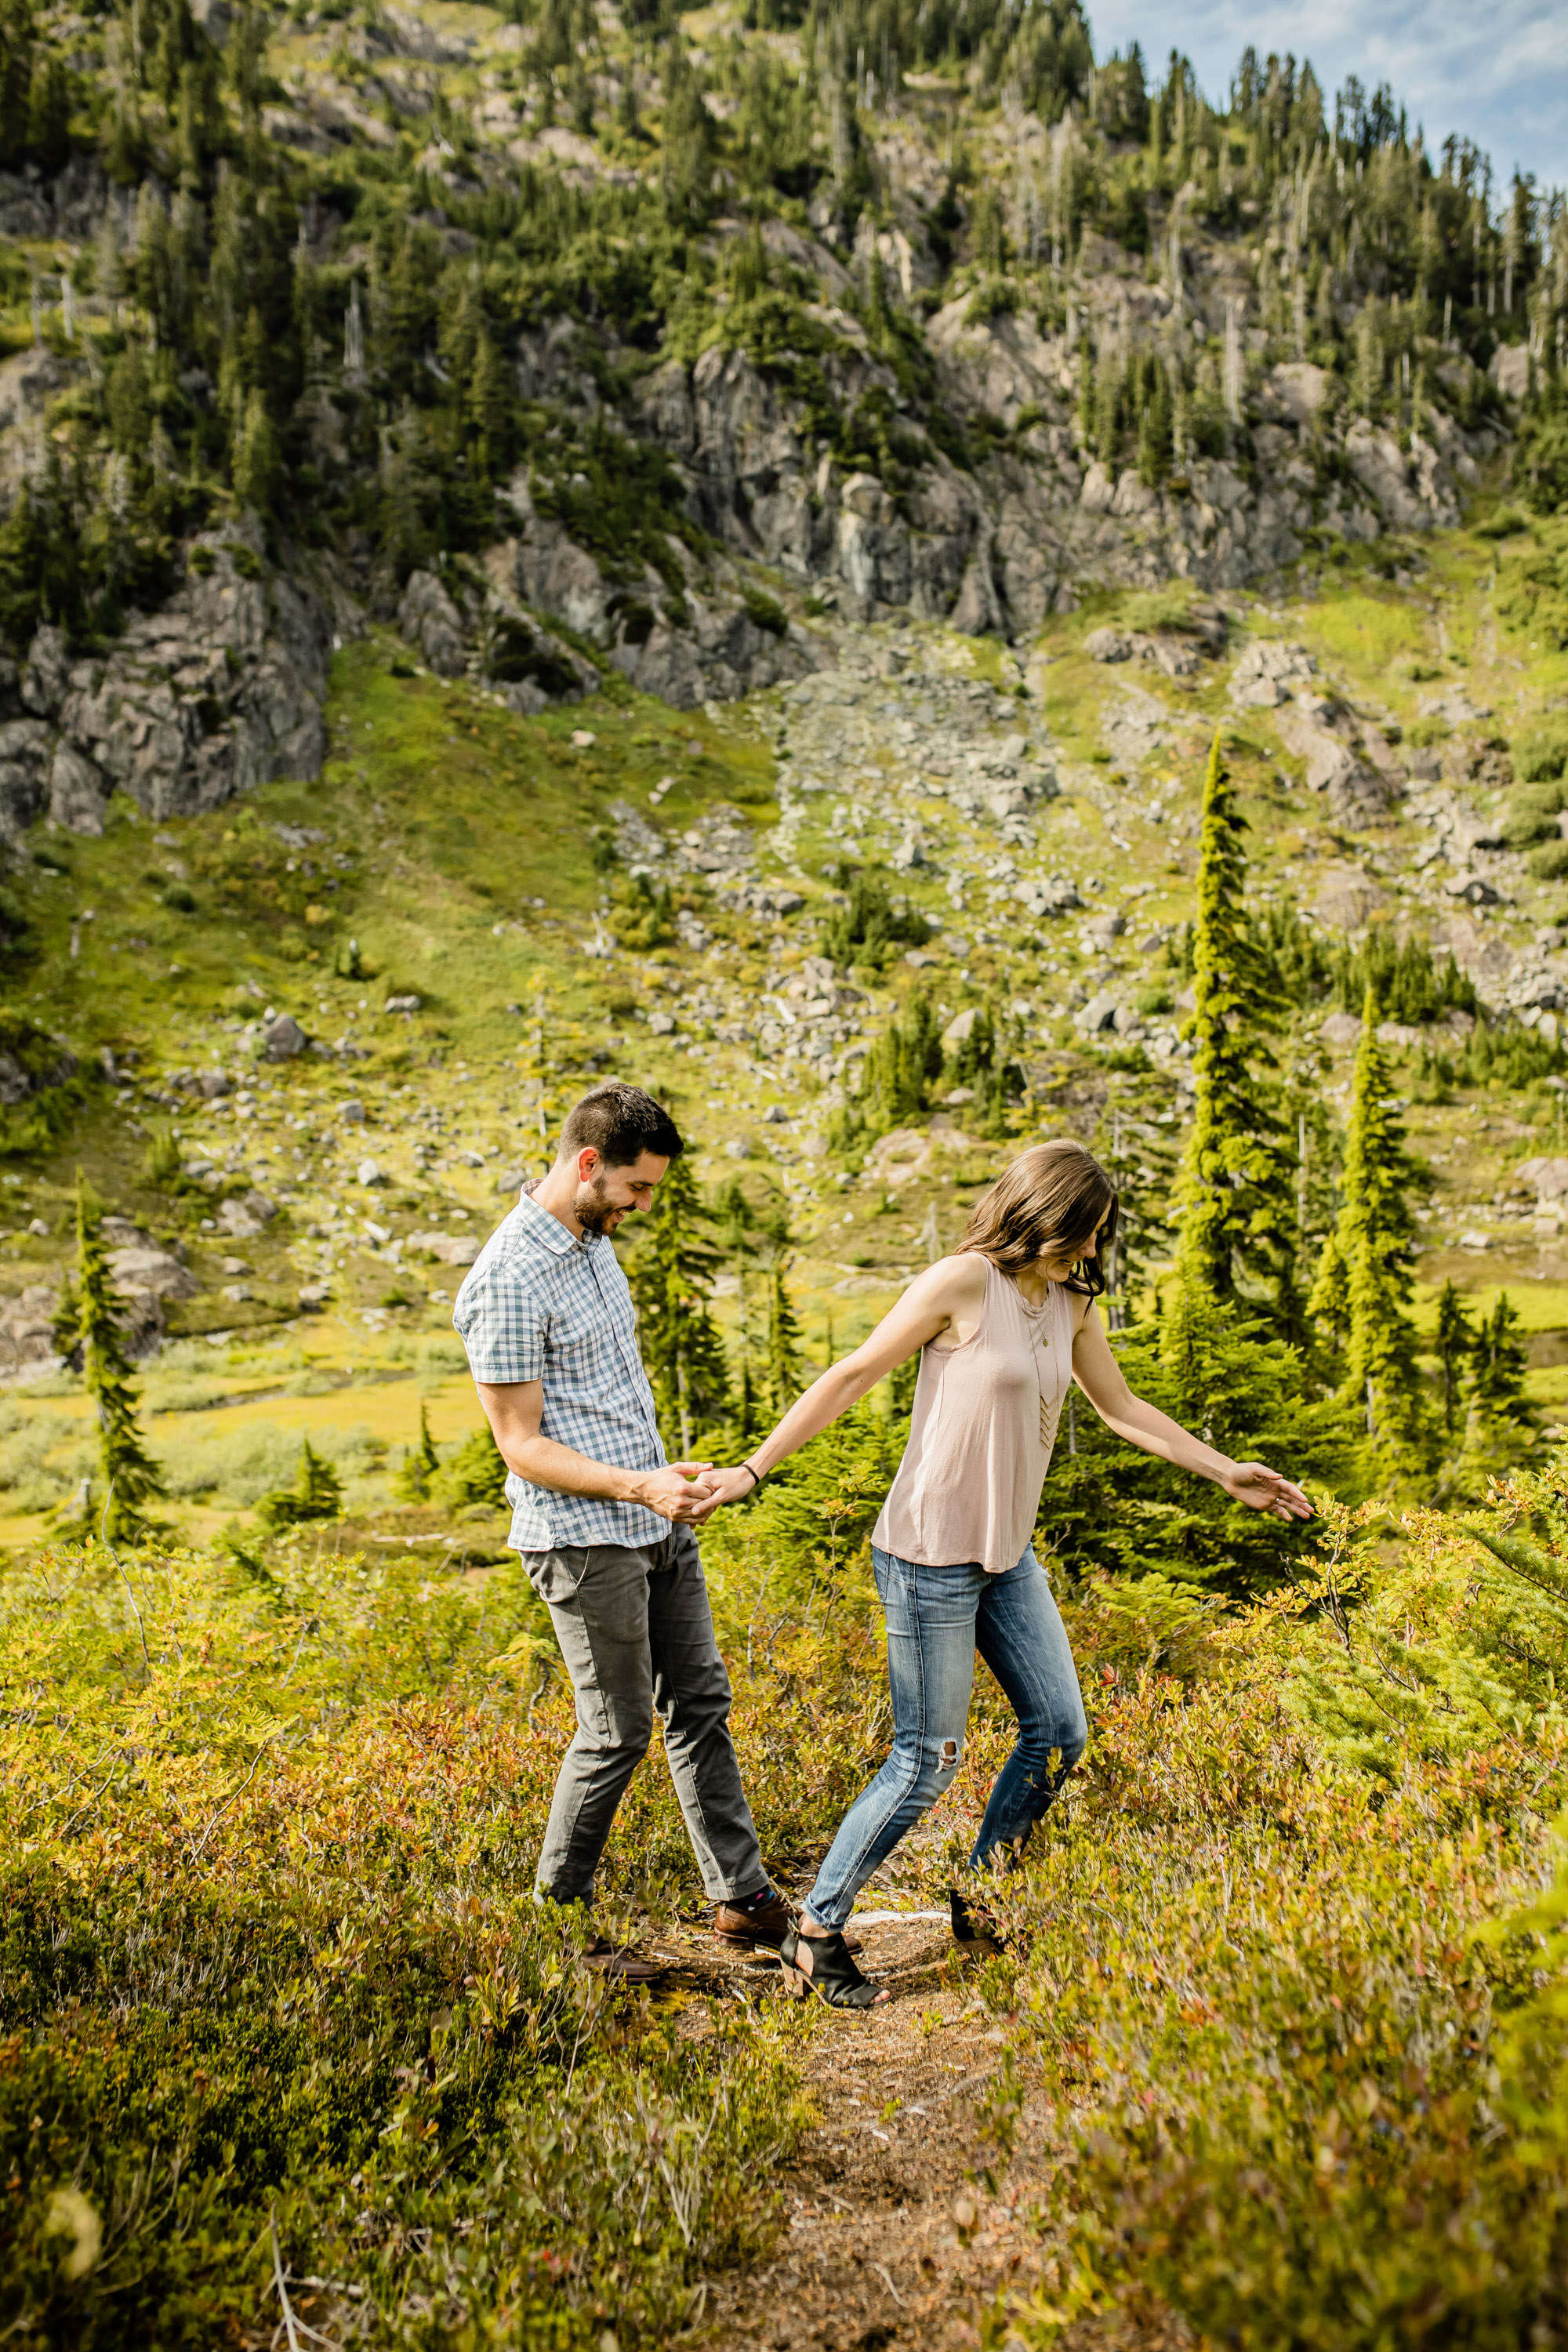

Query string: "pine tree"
[[1037, 1282, 1357, 1599], [717, 1177, 764, 1451], [232, 387, 278, 513], [1434, 1279, 1475, 1435], [73, 1173, 164, 1541], [50, 1269, 81, 1367], [1326, 989, 1429, 1466], [430, 1421, 510, 1512], [394, 1401, 441, 1501], [468, 332, 513, 480], [766, 1257, 804, 1421], [630, 1155, 730, 1455], [1305, 1229, 1350, 1356], [1471, 1292, 1531, 1425], [256, 1436, 343, 1531], [1175, 733, 1297, 1308], [863, 993, 944, 1125]]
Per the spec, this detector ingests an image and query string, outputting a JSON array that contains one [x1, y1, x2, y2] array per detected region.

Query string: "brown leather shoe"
[[713, 1888, 793, 1948]]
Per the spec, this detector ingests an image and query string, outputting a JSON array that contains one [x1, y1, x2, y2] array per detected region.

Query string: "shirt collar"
[[517, 1178, 601, 1255]]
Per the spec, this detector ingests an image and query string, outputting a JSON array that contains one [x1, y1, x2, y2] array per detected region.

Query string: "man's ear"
[[575, 1146, 601, 1185]]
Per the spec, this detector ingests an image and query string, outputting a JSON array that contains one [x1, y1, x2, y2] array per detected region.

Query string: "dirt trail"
[[659, 1915, 1066, 2352]]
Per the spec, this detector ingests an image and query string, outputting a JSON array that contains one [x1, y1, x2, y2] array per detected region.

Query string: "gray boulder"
[[20, 626, 69, 717], [0, 719, 53, 840], [262, 1014, 307, 1061], [49, 742, 109, 836], [397, 570, 468, 676]]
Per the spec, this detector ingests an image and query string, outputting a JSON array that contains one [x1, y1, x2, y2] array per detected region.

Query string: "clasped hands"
[[639, 1462, 760, 1526]]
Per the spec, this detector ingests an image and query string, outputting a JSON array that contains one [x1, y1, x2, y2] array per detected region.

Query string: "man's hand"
[[1222, 1461, 1314, 1521], [695, 1465, 762, 1512], [636, 1463, 718, 1524]]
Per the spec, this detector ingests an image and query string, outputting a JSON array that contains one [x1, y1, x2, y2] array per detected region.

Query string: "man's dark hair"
[[558, 1084, 684, 1170]]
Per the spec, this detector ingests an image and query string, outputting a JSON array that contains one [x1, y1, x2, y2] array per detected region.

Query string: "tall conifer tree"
[[1175, 733, 1297, 1308], [1305, 1229, 1351, 1361], [394, 1402, 441, 1501], [1319, 989, 1428, 1464], [73, 1174, 165, 1541], [1434, 1280, 1475, 1435], [1471, 1291, 1531, 1425], [630, 1155, 729, 1454], [766, 1260, 805, 1421]]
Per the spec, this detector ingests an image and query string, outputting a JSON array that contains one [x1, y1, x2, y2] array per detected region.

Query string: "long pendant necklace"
[[1013, 1279, 1056, 1445]]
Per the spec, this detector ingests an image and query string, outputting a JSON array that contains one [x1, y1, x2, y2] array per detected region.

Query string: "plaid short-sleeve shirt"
[[452, 1183, 670, 1552]]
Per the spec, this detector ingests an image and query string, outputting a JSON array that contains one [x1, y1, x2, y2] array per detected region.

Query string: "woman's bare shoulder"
[[903, 1250, 989, 1308]]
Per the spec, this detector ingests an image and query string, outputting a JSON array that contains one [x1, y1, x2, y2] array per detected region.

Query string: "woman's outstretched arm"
[[697, 1253, 989, 1512], [1069, 1302, 1314, 1521]]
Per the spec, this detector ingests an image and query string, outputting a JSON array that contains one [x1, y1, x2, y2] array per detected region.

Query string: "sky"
[[1086, 0, 1568, 193]]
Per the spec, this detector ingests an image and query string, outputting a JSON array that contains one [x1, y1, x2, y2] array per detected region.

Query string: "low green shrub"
[[0, 1541, 817, 2348], [741, 584, 788, 636], [430, 1419, 510, 1510], [989, 1468, 1568, 2351], [1516, 724, 1568, 784]]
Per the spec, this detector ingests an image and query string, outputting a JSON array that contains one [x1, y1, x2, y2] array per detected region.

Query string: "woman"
[[702, 1139, 1312, 2008]]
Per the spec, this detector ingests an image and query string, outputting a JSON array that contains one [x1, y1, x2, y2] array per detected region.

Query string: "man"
[[452, 1081, 790, 1977]]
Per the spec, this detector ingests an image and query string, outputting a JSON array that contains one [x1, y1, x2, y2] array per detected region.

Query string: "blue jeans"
[[804, 1542, 1089, 1933]]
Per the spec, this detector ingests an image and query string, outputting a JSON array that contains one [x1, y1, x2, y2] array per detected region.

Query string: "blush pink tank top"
[[871, 1257, 1076, 1574]]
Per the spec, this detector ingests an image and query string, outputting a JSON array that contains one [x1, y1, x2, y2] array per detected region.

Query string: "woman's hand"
[[695, 1465, 762, 1513], [1221, 1461, 1314, 1520]]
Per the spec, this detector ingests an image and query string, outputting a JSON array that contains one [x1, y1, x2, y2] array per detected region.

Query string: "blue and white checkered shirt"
[[452, 1183, 670, 1552]]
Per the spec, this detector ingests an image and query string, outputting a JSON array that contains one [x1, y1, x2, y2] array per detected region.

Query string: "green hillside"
[[0, 506, 1566, 1538]]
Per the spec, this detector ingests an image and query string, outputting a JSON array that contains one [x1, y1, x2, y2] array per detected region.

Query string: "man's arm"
[[476, 1378, 717, 1525]]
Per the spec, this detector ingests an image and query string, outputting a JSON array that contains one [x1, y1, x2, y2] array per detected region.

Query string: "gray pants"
[[524, 1526, 766, 1907]]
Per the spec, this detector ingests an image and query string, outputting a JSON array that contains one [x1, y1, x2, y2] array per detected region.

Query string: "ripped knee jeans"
[[803, 1542, 1089, 1933]]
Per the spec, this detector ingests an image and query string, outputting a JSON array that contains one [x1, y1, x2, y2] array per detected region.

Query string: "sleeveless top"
[[872, 1258, 1076, 1573]]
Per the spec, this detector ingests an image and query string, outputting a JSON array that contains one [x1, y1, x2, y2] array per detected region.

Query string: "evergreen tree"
[[1434, 1279, 1475, 1435], [718, 1177, 764, 1451], [1175, 733, 1298, 1311], [629, 1155, 730, 1455], [430, 1421, 510, 1511], [73, 1173, 165, 1542], [50, 1268, 80, 1367], [948, 1004, 1025, 1138], [1037, 1283, 1357, 1599], [232, 387, 279, 513], [1329, 989, 1429, 1468], [1305, 1228, 1348, 1350], [766, 1257, 804, 1421], [862, 992, 944, 1126], [468, 332, 513, 479], [256, 1436, 343, 1531], [394, 1401, 441, 1502], [1471, 1292, 1532, 1425]]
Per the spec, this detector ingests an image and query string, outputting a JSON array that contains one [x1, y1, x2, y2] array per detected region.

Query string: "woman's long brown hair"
[[959, 1140, 1119, 1297]]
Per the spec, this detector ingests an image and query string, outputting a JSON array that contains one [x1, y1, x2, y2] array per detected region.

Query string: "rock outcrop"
[[0, 523, 333, 844]]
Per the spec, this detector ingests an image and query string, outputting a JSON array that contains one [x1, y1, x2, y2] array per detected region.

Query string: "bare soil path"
[[659, 1915, 1068, 2352]]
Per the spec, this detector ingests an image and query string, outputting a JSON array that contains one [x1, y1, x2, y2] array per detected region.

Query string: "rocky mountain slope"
[[0, 0, 1551, 830], [0, 495, 1566, 1461]]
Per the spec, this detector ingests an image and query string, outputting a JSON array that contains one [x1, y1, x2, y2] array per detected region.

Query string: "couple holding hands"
[[455, 1083, 1309, 2008]]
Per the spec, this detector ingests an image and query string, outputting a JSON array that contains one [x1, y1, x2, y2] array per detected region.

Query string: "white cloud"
[[1087, 0, 1568, 186]]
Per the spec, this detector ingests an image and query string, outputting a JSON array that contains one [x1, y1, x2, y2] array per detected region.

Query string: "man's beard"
[[575, 1174, 623, 1236]]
